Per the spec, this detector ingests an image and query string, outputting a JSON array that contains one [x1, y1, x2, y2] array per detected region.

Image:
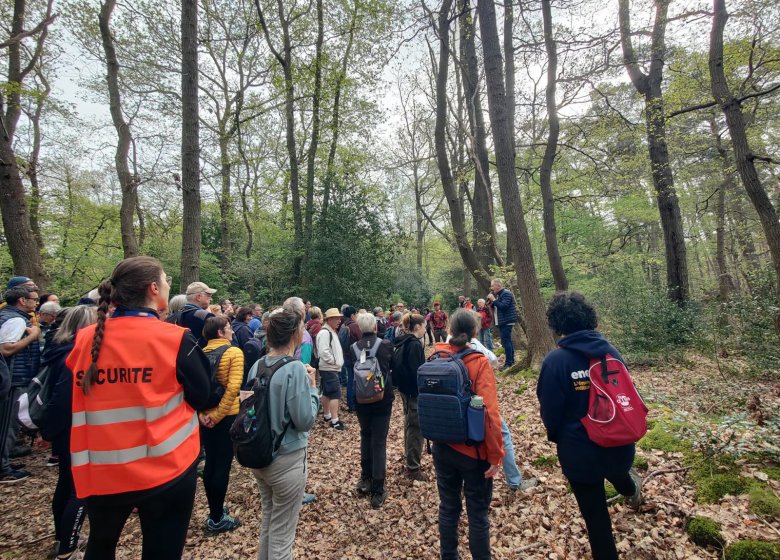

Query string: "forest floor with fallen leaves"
[[1, 354, 779, 559]]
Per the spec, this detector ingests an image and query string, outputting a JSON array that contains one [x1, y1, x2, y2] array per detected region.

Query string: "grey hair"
[[39, 301, 62, 315], [168, 294, 187, 314], [54, 305, 97, 344], [283, 296, 305, 320], [392, 311, 402, 322], [491, 278, 503, 287], [356, 312, 377, 334]]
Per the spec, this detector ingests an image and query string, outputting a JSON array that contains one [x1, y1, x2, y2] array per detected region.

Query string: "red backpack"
[[581, 354, 648, 447]]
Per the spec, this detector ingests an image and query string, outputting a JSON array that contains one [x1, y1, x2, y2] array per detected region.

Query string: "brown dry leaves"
[[1, 360, 777, 559]]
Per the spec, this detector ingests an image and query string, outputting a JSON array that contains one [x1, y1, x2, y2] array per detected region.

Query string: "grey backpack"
[[351, 338, 385, 404]]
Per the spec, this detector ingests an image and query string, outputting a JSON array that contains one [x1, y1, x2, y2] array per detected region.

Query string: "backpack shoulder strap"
[[369, 337, 382, 356], [207, 344, 231, 370]]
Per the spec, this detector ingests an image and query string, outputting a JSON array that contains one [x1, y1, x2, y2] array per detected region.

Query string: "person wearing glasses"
[[200, 316, 243, 533], [169, 281, 218, 347], [0, 284, 42, 483]]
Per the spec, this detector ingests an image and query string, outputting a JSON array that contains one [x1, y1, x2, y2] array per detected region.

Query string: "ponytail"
[[402, 312, 425, 333], [82, 278, 112, 395], [448, 308, 478, 348]]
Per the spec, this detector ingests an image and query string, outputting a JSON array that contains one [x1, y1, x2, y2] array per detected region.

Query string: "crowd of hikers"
[[0, 256, 647, 560]]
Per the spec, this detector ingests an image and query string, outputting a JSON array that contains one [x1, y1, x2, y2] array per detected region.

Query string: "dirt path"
[[1, 362, 778, 559]]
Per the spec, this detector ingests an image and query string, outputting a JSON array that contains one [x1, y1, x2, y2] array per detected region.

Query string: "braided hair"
[[82, 256, 164, 394]]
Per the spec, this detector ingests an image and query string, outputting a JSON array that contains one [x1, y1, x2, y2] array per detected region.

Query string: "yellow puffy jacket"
[[201, 338, 244, 424]]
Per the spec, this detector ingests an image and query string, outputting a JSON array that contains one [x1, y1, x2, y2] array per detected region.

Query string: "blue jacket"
[[536, 330, 634, 483], [490, 288, 517, 326], [0, 306, 41, 387]]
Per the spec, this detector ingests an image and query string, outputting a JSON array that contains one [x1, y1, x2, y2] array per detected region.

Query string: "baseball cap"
[[7, 276, 32, 289], [185, 281, 217, 295]]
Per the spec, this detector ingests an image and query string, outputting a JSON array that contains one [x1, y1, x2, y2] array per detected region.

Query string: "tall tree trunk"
[[322, 2, 357, 216], [218, 135, 232, 272], [302, 0, 323, 290], [458, 0, 502, 270], [257, 0, 302, 283], [27, 69, 49, 251], [540, 0, 568, 291], [710, 0, 780, 338], [0, 0, 52, 287], [181, 0, 201, 288], [476, 0, 555, 369], [710, 116, 735, 301], [618, 0, 689, 303], [99, 0, 138, 258], [433, 0, 491, 294]]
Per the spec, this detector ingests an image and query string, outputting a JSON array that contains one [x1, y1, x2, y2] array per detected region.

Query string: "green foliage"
[[633, 455, 649, 471], [604, 482, 619, 500], [391, 266, 433, 309], [638, 422, 691, 453], [748, 484, 780, 518], [592, 272, 700, 363], [724, 541, 780, 560], [686, 516, 724, 549], [531, 455, 558, 469], [306, 188, 400, 308], [696, 474, 749, 504]]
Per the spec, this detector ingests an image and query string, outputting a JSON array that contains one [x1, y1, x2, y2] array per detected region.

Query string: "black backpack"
[[165, 306, 210, 326], [230, 356, 292, 469], [242, 338, 268, 388], [204, 345, 229, 409]]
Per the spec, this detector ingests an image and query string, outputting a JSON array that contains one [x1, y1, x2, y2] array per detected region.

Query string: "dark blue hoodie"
[[536, 330, 635, 484]]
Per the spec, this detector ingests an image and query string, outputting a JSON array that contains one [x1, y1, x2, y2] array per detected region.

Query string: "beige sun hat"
[[323, 307, 341, 319]]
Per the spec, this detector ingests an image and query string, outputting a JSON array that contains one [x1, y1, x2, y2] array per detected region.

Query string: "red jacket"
[[431, 310, 448, 330], [434, 342, 504, 466], [477, 306, 493, 330]]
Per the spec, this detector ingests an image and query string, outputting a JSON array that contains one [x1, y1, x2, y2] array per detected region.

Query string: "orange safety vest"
[[67, 316, 200, 498]]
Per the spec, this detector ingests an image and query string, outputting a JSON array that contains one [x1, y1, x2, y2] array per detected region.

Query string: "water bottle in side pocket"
[[467, 395, 486, 443]]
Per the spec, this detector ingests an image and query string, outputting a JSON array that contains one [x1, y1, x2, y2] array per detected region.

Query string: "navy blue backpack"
[[417, 348, 480, 443]]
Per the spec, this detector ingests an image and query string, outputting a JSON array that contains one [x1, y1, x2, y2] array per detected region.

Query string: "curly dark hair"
[[546, 292, 598, 336]]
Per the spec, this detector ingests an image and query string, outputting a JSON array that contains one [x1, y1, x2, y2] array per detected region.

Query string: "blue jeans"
[[498, 323, 515, 367], [479, 328, 494, 351], [432, 443, 493, 560], [501, 418, 522, 488]]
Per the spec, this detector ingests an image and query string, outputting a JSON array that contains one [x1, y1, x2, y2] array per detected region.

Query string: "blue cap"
[[6, 276, 32, 289]]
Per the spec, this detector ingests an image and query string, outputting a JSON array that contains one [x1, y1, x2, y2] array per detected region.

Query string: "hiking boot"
[[0, 469, 30, 483], [10, 445, 32, 458], [405, 468, 428, 482], [370, 490, 387, 509], [205, 512, 240, 534], [625, 468, 643, 510], [302, 492, 316, 505], [510, 478, 539, 493], [9, 462, 25, 470], [356, 478, 371, 495], [330, 420, 346, 431]]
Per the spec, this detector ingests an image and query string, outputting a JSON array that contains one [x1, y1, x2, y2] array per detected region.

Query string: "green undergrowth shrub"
[[590, 274, 700, 363], [633, 455, 649, 470], [686, 516, 724, 549], [532, 455, 557, 469], [748, 485, 780, 518], [724, 540, 780, 560]]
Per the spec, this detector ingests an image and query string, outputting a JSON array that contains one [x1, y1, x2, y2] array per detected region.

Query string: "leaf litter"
[[1, 359, 778, 559]]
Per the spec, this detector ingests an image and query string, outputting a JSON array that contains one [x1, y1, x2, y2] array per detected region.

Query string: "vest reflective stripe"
[[72, 391, 184, 427], [71, 412, 198, 467], [67, 317, 201, 497]]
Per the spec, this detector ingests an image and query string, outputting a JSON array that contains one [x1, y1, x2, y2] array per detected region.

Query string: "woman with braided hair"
[[65, 256, 212, 559]]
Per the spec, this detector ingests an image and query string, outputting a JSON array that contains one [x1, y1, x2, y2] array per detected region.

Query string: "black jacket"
[[351, 334, 394, 415], [391, 333, 425, 397], [231, 319, 253, 349], [536, 330, 634, 483]]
